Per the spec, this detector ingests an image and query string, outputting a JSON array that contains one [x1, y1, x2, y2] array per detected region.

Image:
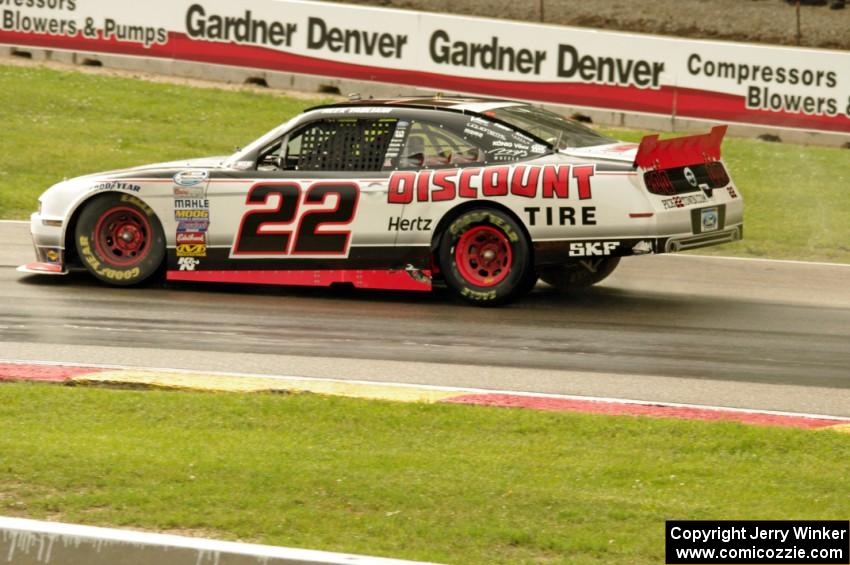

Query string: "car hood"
[[38, 156, 230, 214], [56, 157, 229, 185], [131, 156, 229, 171], [94, 156, 229, 179]]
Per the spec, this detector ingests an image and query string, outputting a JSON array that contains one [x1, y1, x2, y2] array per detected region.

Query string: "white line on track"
[[0, 220, 30, 225], [0, 516, 430, 565], [666, 254, 850, 268], [3, 358, 849, 423]]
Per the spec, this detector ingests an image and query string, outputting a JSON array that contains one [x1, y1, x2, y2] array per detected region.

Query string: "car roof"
[[301, 96, 552, 150], [306, 96, 525, 114]]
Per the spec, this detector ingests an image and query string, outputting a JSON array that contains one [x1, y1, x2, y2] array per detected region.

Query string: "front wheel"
[[539, 257, 620, 291], [74, 193, 165, 286], [438, 208, 532, 306]]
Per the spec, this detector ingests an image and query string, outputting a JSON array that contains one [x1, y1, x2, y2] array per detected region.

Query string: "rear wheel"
[[74, 193, 165, 286], [539, 257, 620, 291], [438, 208, 531, 306]]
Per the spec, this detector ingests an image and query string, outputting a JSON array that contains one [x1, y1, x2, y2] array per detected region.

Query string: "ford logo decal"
[[173, 170, 209, 187], [683, 167, 698, 188]]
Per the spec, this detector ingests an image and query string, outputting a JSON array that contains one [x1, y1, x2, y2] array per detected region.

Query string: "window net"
[[295, 118, 396, 172]]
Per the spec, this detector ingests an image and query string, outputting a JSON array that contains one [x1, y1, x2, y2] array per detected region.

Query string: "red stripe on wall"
[[442, 393, 845, 429], [1, 29, 847, 133]]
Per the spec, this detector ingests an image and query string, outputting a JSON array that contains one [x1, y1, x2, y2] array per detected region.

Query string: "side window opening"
[[258, 118, 397, 172], [397, 121, 485, 170]]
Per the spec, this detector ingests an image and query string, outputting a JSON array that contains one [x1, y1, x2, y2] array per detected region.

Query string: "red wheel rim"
[[454, 225, 512, 287], [93, 206, 151, 267]]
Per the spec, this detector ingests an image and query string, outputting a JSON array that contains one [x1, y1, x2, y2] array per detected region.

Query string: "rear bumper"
[[532, 222, 743, 267], [661, 225, 743, 253]]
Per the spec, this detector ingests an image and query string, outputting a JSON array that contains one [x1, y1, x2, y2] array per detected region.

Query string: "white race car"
[[20, 97, 743, 305]]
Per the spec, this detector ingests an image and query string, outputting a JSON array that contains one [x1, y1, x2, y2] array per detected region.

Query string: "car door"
[[207, 114, 406, 272]]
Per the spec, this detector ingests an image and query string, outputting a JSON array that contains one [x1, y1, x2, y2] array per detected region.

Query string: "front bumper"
[[18, 212, 68, 275], [17, 261, 66, 275]]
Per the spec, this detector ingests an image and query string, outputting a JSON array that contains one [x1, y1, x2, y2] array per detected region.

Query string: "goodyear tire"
[[74, 193, 165, 286], [539, 257, 620, 291], [438, 208, 531, 306]]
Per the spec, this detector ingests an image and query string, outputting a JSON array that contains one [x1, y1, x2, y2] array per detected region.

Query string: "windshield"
[[489, 105, 615, 150], [223, 114, 303, 167]]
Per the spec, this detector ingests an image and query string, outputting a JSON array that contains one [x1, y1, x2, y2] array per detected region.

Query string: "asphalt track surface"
[[2, 221, 850, 416]]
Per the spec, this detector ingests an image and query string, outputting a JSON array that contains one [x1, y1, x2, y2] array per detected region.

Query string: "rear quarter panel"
[[391, 160, 655, 249]]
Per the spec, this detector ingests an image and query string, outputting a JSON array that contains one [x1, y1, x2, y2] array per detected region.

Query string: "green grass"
[[0, 64, 325, 218], [1, 383, 848, 564], [1, 64, 848, 262]]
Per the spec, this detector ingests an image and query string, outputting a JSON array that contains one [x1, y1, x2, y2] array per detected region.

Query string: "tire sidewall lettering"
[[449, 211, 519, 242], [78, 235, 102, 272], [460, 287, 497, 301], [119, 193, 154, 217]]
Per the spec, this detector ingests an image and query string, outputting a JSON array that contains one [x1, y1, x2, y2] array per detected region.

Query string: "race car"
[[19, 96, 743, 305]]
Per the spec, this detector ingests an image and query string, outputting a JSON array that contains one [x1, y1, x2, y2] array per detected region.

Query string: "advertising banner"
[[1, 0, 848, 134]]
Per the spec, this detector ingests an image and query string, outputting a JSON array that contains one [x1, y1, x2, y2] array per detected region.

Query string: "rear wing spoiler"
[[633, 126, 727, 170]]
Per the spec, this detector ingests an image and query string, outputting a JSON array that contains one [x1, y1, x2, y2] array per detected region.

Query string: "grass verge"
[[1, 63, 848, 262], [0, 64, 325, 219], [1, 383, 848, 564]]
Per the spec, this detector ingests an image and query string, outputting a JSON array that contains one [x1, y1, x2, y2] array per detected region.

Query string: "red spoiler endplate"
[[633, 125, 727, 170]]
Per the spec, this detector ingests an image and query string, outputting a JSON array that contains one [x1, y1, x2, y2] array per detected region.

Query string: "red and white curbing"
[[1, 360, 849, 431]]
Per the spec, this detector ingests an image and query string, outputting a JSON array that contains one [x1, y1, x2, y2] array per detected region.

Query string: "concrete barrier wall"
[[1, 0, 849, 146], [0, 516, 438, 565]]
